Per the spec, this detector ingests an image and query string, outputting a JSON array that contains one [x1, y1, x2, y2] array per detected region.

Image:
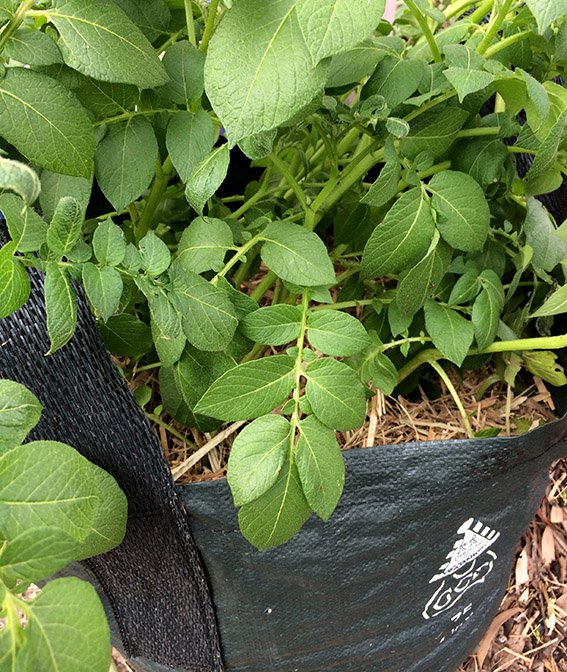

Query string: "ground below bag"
[[1, 241, 567, 672]]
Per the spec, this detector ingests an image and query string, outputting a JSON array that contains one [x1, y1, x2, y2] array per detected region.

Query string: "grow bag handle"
[[0, 249, 224, 672]]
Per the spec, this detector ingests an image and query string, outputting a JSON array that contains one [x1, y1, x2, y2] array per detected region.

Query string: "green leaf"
[[0, 527, 78, 585], [0, 194, 47, 253], [0, 442, 98, 542], [158, 40, 205, 106], [0, 380, 42, 454], [92, 219, 126, 267], [304, 357, 366, 431], [40, 170, 92, 223], [368, 352, 398, 395], [522, 350, 567, 386], [362, 54, 426, 108], [176, 215, 233, 274], [396, 234, 452, 316], [519, 68, 550, 127], [44, 262, 77, 354], [97, 313, 153, 357], [238, 129, 277, 160], [113, 0, 171, 43], [238, 460, 311, 550], [524, 0, 566, 33], [47, 0, 168, 88], [15, 578, 110, 672], [527, 109, 567, 180], [296, 0, 386, 64], [453, 137, 509, 187], [4, 27, 62, 66], [0, 157, 41, 206], [0, 68, 95, 178], [94, 117, 158, 212], [386, 117, 410, 138], [204, 0, 329, 143], [427, 170, 490, 252], [216, 276, 259, 320], [185, 144, 230, 215], [169, 263, 238, 351], [136, 280, 181, 340], [532, 284, 567, 318], [260, 221, 335, 286], [326, 38, 388, 88], [360, 159, 401, 208], [46, 196, 82, 257], [443, 68, 494, 102], [448, 269, 480, 305], [361, 187, 435, 277], [296, 415, 344, 521], [160, 344, 235, 430], [153, 323, 186, 367], [471, 269, 504, 350], [82, 264, 122, 322], [399, 107, 469, 160], [307, 310, 370, 356], [139, 231, 171, 276], [166, 110, 215, 184], [239, 305, 302, 345], [194, 355, 295, 421], [524, 197, 567, 276], [423, 299, 474, 366], [71, 76, 140, 118], [74, 462, 127, 560], [0, 243, 30, 320], [227, 414, 292, 506]]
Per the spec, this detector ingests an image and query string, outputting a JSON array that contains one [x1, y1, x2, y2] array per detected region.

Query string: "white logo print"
[[423, 518, 500, 627]]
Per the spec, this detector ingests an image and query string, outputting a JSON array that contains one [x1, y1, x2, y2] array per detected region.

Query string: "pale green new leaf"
[[74, 462, 127, 560], [296, 415, 344, 521], [362, 187, 435, 277], [176, 216, 233, 274], [296, 0, 386, 64], [0, 243, 30, 319], [92, 219, 126, 267], [4, 28, 63, 66], [240, 305, 302, 345], [46, 197, 82, 257], [44, 262, 77, 354], [238, 461, 311, 550], [159, 40, 205, 106], [0, 68, 95, 178], [0, 157, 41, 206], [204, 0, 329, 143], [261, 221, 336, 286], [360, 159, 401, 208], [228, 414, 292, 506], [304, 358, 366, 431], [427, 170, 490, 252], [95, 117, 158, 212], [472, 269, 505, 350], [424, 299, 474, 366], [0, 194, 47, 253], [185, 144, 230, 215], [139, 231, 171, 276], [15, 578, 110, 672], [194, 356, 295, 420], [307, 310, 371, 356], [82, 264, 123, 322], [399, 107, 469, 160], [40, 170, 92, 223], [0, 442, 98, 542], [166, 110, 215, 183], [0, 380, 42, 454], [524, 0, 566, 33], [169, 264, 237, 350], [47, 0, 168, 88], [0, 527, 79, 585], [532, 285, 567, 318]]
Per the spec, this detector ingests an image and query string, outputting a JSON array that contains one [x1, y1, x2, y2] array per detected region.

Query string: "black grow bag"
[[1, 239, 567, 672]]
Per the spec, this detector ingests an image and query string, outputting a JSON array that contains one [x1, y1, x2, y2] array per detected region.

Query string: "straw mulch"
[[117, 358, 567, 672]]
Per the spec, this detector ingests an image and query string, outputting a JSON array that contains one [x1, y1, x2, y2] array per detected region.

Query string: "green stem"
[[469, 0, 495, 23], [429, 360, 474, 438], [0, 0, 35, 52], [444, 0, 486, 20], [405, 0, 442, 62], [135, 156, 173, 244], [268, 153, 311, 215], [94, 109, 170, 127], [230, 165, 273, 219], [290, 292, 311, 437], [199, 0, 219, 53], [457, 127, 500, 138], [381, 336, 432, 352], [250, 270, 277, 302], [135, 362, 162, 373], [157, 28, 185, 53], [404, 90, 457, 123], [183, 0, 197, 47], [213, 232, 263, 281], [475, 373, 501, 400], [146, 413, 197, 450], [508, 146, 537, 155], [476, 0, 515, 55], [311, 299, 377, 312], [240, 342, 267, 363], [484, 28, 531, 57]]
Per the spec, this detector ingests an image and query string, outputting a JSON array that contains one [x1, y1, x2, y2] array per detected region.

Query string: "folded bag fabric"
[[1, 228, 567, 672]]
